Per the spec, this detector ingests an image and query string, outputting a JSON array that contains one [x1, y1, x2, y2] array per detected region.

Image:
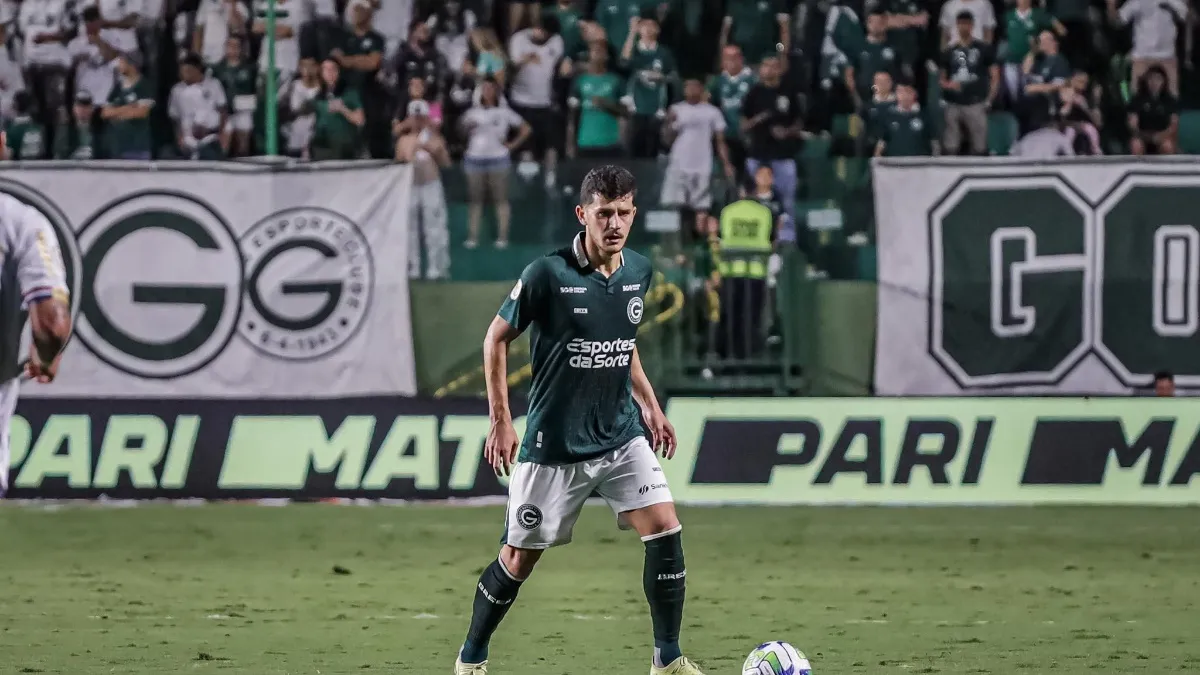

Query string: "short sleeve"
[[16, 208, 68, 307], [506, 107, 525, 128], [497, 261, 547, 333], [711, 106, 727, 134]]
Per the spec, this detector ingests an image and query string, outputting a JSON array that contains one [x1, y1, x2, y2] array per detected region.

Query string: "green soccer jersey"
[[340, 28, 385, 91], [5, 117, 46, 160], [726, 0, 785, 65], [709, 67, 757, 138], [864, 95, 896, 141], [884, 0, 923, 67], [312, 89, 364, 158], [572, 72, 624, 148], [881, 105, 931, 156], [106, 76, 155, 156], [546, 4, 585, 55], [1004, 8, 1052, 64], [594, 0, 655, 52], [210, 58, 258, 100], [941, 40, 995, 105], [498, 235, 653, 465], [622, 42, 675, 115], [852, 37, 899, 102]]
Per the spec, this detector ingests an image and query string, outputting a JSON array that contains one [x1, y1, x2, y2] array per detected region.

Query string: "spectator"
[[4, 91, 47, 160], [567, 41, 626, 158], [1060, 71, 1102, 154], [1128, 65, 1178, 155], [460, 79, 530, 249], [53, 90, 98, 159], [545, 0, 585, 57], [846, 10, 898, 112], [722, 0, 790, 66], [660, 78, 734, 236], [745, 163, 790, 244], [740, 55, 801, 222], [68, 7, 119, 115], [395, 99, 452, 280], [19, 0, 72, 134], [863, 70, 896, 149], [83, 0, 142, 55], [885, 0, 929, 79], [508, 0, 542, 36], [709, 45, 755, 183], [470, 28, 507, 89], [1154, 370, 1176, 397], [334, 0, 387, 157], [1108, 0, 1189, 95], [0, 20, 23, 122], [594, 0, 657, 55], [283, 56, 321, 157], [344, 0, 407, 61], [508, 19, 565, 183], [939, 0, 996, 47], [309, 57, 365, 159], [396, 18, 446, 101], [940, 12, 998, 156], [1011, 116, 1074, 156], [253, 0, 301, 84], [210, 35, 256, 157], [1002, 0, 1064, 102], [102, 52, 155, 159], [1021, 30, 1070, 131], [875, 80, 934, 156], [429, 0, 476, 73], [687, 213, 722, 362], [169, 52, 228, 159], [193, 0, 248, 66], [621, 14, 675, 158], [395, 75, 444, 136]]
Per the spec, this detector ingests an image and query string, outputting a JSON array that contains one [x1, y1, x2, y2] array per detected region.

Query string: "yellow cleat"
[[454, 658, 488, 675], [650, 656, 706, 675]]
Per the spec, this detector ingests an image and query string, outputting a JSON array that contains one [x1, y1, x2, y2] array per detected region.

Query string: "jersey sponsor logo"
[[73, 193, 375, 377], [478, 581, 514, 605], [638, 482, 668, 495], [622, 283, 641, 292], [566, 337, 635, 368], [515, 503, 542, 530], [657, 570, 686, 581], [559, 285, 586, 294], [509, 279, 523, 300], [627, 296, 643, 324]]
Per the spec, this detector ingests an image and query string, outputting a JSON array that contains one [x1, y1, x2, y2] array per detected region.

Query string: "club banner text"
[[8, 397, 1198, 504]]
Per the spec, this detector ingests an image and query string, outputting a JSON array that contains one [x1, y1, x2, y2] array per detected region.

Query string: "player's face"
[[577, 193, 636, 256]]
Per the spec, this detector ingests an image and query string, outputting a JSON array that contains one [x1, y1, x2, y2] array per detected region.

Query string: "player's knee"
[[500, 544, 542, 580]]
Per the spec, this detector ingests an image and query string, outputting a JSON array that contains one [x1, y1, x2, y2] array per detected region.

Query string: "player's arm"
[[484, 265, 545, 475], [631, 346, 677, 459], [19, 213, 71, 382]]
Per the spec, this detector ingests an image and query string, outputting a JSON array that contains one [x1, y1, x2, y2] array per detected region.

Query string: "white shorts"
[[0, 378, 20, 496], [502, 436, 673, 549], [227, 109, 254, 133], [660, 168, 713, 211]]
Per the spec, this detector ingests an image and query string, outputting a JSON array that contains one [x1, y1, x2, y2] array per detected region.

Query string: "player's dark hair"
[[1154, 370, 1174, 383], [579, 165, 637, 206]]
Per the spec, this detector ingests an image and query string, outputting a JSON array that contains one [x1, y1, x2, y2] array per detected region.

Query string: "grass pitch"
[[1, 504, 1197, 674]]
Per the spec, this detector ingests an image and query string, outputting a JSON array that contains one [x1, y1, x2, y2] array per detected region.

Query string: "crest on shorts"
[[627, 296, 644, 325], [516, 504, 542, 530]]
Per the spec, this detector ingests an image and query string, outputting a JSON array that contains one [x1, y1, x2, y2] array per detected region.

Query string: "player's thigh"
[[503, 460, 596, 549], [594, 436, 677, 532]]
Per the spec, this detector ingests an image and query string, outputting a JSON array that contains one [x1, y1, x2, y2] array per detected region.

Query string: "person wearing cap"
[[210, 35, 256, 157], [101, 51, 155, 160], [939, 11, 997, 156], [54, 91, 99, 159], [169, 52, 229, 160], [875, 79, 935, 157], [67, 7, 121, 111], [395, 98, 451, 280], [3, 92, 47, 160]]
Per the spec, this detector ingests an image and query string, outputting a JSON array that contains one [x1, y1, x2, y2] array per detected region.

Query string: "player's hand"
[[485, 418, 520, 477], [25, 348, 62, 384], [644, 408, 677, 459]]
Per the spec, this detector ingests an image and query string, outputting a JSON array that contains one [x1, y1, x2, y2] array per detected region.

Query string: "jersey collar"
[[572, 232, 623, 273]]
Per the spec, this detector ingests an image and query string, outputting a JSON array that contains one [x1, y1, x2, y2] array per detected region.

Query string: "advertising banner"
[[0, 162, 416, 398], [873, 157, 1200, 396], [9, 397, 1198, 504]]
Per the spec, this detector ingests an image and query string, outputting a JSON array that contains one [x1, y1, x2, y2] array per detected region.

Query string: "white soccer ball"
[[742, 641, 813, 675]]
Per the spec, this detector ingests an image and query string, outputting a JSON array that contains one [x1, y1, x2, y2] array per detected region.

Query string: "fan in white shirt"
[[168, 53, 228, 157], [80, 0, 143, 55], [1109, 0, 1190, 94], [67, 8, 121, 107], [18, 0, 72, 68], [193, 0, 248, 66], [285, 57, 322, 157], [660, 79, 735, 225], [253, 0, 301, 83]]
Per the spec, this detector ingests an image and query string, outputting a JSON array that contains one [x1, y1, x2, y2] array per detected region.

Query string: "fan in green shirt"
[[333, 2, 384, 93], [846, 10, 899, 108], [3, 92, 46, 161], [568, 44, 626, 155], [1004, 0, 1063, 65], [54, 92, 100, 160], [593, 0, 658, 54], [884, 0, 928, 74], [722, 0, 790, 65], [875, 82, 934, 157], [309, 58, 365, 160], [210, 36, 257, 157], [620, 16, 676, 117], [708, 46, 757, 139], [545, 0, 585, 56], [102, 53, 155, 160], [863, 71, 897, 146]]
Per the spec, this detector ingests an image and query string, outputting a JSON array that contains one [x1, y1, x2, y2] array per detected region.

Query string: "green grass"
[[1, 504, 1198, 674]]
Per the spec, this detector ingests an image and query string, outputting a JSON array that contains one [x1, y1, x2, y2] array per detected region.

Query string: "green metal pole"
[[264, 0, 278, 156]]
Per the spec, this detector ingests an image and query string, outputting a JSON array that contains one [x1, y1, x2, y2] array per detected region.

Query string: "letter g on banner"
[[74, 191, 244, 378]]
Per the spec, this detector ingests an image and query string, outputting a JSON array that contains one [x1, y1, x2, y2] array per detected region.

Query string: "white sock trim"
[[497, 555, 525, 582], [640, 524, 683, 542]]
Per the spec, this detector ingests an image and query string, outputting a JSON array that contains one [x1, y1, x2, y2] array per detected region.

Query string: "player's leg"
[[457, 461, 594, 668], [596, 437, 697, 672]]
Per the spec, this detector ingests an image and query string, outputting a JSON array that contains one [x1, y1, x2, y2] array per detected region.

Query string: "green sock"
[[461, 558, 523, 663], [643, 527, 686, 668]]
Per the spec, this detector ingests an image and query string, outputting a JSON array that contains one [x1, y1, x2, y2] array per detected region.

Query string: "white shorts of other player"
[[660, 167, 714, 211], [503, 435, 672, 549], [0, 378, 20, 497]]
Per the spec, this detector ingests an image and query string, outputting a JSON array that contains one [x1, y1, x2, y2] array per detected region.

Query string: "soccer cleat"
[[650, 655, 706, 675], [454, 658, 488, 674]]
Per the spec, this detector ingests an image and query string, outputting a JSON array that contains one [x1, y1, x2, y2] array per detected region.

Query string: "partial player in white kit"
[[452, 166, 706, 675], [0, 185, 72, 498]]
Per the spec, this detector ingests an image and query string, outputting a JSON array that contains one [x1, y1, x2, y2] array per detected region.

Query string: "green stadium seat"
[[1179, 111, 1200, 154], [831, 114, 855, 139], [987, 112, 1018, 156]]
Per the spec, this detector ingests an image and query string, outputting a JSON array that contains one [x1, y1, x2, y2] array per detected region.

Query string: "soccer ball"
[[742, 641, 812, 675]]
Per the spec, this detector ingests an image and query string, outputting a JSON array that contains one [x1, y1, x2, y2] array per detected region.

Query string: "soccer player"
[[0, 135, 73, 498], [453, 165, 705, 675]]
